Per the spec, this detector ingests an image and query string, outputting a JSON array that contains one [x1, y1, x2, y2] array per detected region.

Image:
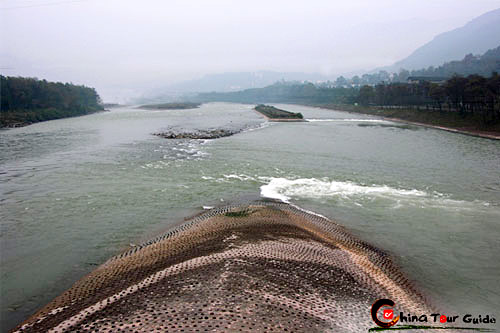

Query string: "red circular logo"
[[371, 299, 400, 328]]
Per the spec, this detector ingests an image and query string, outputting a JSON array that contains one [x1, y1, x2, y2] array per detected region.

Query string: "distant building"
[[407, 76, 447, 84]]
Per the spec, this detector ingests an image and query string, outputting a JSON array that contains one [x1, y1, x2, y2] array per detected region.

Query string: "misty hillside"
[[407, 46, 500, 78], [352, 46, 500, 86], [389, 8, 500, 71], [161, 71, 329, 93]]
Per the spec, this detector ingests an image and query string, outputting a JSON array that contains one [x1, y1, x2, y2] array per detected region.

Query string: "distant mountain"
[[193, 81, 358, 105], [389, 8, 500, 71], [158, 71, 329, 93], [137, 70, 331, 103], [407, 45, 500, 78]]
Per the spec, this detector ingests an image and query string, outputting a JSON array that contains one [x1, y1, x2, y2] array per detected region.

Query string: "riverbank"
[[137, 102, 201, 110], [14, 202, 433, 332], [1, 76, 104, 129], [0, 108, 107, 129], [313, 104, 500, 140]]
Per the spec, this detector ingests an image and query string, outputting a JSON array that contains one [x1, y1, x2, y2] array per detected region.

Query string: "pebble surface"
[[13, 202, 435, 332]]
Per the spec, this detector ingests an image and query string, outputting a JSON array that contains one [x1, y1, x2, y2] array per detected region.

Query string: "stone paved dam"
[[12, 202, 436, 332]]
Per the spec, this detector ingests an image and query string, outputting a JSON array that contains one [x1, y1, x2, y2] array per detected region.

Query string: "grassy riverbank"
[[0, 107, 105, 128], [315, 104, 500, 139]]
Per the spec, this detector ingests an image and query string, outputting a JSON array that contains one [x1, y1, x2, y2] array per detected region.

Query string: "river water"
[[1, 103, 499, 330]]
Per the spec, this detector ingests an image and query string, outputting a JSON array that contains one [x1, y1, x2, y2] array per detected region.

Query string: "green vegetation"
[[324, 104, 500, 133], [197, 82, 358, 105], [1, 76, 103, 128], [255, 104, 304, 119], [349, 46, 500, 86], [407, 46, 500, 79], [356, 73, 500, 128], [137, 102, 200, 110], [196, 72, 499, 133]]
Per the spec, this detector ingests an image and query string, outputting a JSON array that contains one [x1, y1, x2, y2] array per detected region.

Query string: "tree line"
[[195, 72, 500, 127], [403, 46, 500, 80], [1, 76, 103, 127], [318, 45, 500, 88], [197, 81, 358, 105], [358, 73, 500, 125]]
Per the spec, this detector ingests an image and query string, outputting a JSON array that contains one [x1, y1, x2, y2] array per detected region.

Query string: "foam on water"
[[222, 174, 261, 181], [260, 177, 427, 202], [241, 121, 271, 132], [258, 177, 489, 211], [140, 140, 209, 169], [200, 174, 489, 211]]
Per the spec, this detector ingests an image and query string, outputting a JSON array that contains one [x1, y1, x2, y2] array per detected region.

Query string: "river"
[[1, 103, 499, 330]]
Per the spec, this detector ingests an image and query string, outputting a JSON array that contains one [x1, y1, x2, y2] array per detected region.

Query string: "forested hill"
[[196, 82, 358, 105], [1, 76, 103, 127], [389, 8, 500, 71], [404, 45, 500, 79], [331, 46, 500, 87]]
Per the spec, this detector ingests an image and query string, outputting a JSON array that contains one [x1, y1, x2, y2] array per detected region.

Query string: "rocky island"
[[154, 128, 239, 139], [254, 104, 306, 121]]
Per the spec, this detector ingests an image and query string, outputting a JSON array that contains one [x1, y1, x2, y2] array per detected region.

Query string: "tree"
[[335, 76, 348, 87], [358, 85, 375, 105], [1, 75, 103, 127], [429, 84, 446, 111], [445, 75, 468, 115], [396, 69, 410, 82], [351, 75, 361, 86]]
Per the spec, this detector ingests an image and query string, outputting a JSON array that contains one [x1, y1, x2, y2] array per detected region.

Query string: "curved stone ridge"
[[14, 202, 435, 332]]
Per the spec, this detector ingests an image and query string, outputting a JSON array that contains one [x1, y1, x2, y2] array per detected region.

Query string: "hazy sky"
[[1, 0, 500, 101]]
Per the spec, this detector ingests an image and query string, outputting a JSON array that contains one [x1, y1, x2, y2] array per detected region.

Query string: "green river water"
[[1, 103, 499, 331]]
